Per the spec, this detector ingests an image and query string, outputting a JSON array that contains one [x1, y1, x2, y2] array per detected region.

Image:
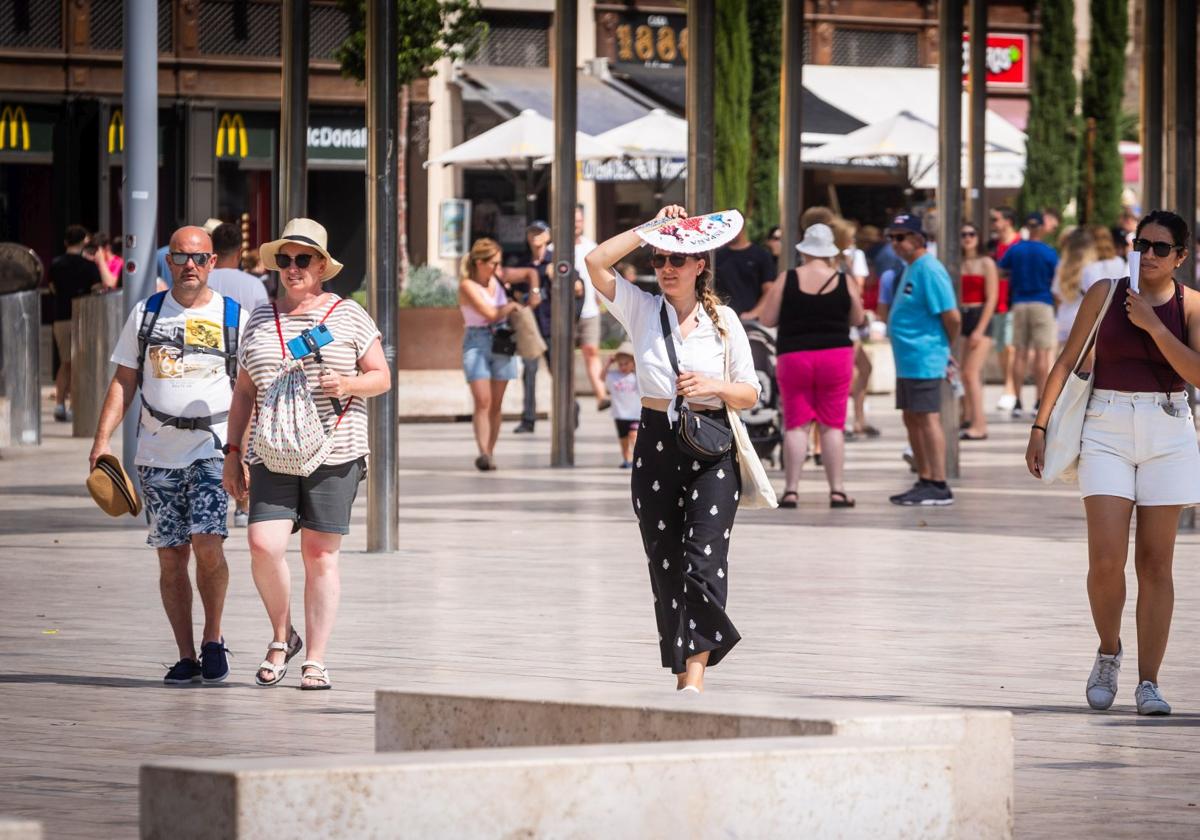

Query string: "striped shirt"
[[239, 294, 381, 467]]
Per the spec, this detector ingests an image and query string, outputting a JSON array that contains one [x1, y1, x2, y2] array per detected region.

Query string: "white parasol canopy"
[[425, 108, 620, 168], [807, 110, 1020, 161], [547, 108, 688, 162]]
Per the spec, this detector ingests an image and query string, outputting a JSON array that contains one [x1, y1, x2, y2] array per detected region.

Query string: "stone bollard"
[[70, 292, 125, 438], [0, 290, 42, 446]]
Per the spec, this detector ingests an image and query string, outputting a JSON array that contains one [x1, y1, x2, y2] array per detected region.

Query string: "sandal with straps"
[[255, 641, 290, 687], [299, 660, 331, 691]]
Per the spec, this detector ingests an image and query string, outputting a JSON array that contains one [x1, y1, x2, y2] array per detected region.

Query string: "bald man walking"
[[90, 226, 248, 686]]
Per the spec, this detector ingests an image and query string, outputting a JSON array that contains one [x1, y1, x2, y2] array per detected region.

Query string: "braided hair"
[[694, 250, 726, 338]]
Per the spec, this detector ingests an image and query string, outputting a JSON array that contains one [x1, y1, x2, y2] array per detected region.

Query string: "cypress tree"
[[745, 0, 781, 241], [713, 0, 752, 214], [1076, 0, 1127, 225], [1018, 0, 1077, 217]]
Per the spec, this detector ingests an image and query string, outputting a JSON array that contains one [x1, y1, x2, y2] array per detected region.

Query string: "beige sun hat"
[[614, 341, 635, 359], [86, 454, 142, 518], [260, 218, 344, 280]]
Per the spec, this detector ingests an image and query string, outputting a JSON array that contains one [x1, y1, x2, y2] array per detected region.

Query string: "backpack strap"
[[136, 291, 168, 392], [222, 295, 241, 389]]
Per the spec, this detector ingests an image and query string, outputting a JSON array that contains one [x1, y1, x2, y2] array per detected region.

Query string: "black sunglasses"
[[275, 253, 315, 269], [1132, 238, 1181, 258], [960, 230, 978, 238], [650, 253, 691, 269], [169, 251, 213, 267], [887, 233, 910, 243]]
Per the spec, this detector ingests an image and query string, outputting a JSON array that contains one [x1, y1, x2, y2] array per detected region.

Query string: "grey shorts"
[[895, 377, 943, 414], [577, 314, 601, 347], [248, 458, 365, 535]]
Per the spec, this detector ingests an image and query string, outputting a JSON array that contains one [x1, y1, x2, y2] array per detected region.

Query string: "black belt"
[[142, 401, 227, 450]]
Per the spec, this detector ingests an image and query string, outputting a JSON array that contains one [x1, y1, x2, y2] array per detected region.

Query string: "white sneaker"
[[1086, 644, 1122, 710], [233, 510, 249, 528], [1135, 680, 1172, 716], [996, 393, 1017, 412]]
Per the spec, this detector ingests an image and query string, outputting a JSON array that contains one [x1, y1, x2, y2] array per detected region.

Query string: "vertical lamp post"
[[550, 0, 578, 467], [365, 0, 400, 550], [279, 0, 309, 221], [1141, 0, 1164, 212], [937, 0, 964, 481], [120, 0, 158, 479], [968, 0, 987, 234], [778, 0, 804, 271], [685, 0, 714, 216]]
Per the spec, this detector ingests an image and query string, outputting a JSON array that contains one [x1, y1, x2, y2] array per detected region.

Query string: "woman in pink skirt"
[[759, 223, 864, 509]]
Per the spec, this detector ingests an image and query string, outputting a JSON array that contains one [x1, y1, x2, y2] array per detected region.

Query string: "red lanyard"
[[272, 297, 345, 358]]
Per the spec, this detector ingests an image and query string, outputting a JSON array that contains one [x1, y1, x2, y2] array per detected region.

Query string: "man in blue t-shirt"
[[998, 211, 1059, 417], [885, 213, 961, 507]]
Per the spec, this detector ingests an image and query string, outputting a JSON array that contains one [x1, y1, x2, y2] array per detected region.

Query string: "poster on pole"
[[438, 199, 471, 259]]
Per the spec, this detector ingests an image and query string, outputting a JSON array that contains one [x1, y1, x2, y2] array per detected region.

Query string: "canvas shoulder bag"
[[252, 301, 353, 477], [719, 312, 778, 509], [1041, 278, 1119, 485], [659, 301, 733, 462]]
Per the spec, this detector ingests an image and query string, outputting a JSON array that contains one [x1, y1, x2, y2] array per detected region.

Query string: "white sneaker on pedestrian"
[[233, 510, 249, 528], [1134, 680, 1171, 716], [996, 393, 1017, 412], [1085, 644, 1122, 710]]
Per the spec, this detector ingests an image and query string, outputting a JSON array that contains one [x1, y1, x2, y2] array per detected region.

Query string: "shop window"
[[470, 12, 550, 67], [87, 0, 175, 53], [0, 0, 61, 49], [831, 28, 919, 68], [199, 0, 280, 57], [309, 2, 351, 62]]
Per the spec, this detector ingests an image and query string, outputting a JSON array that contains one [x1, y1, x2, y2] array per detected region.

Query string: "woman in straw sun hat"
[[223, 218, 392, 690], [584, 204, 763, 693], [758, 222, 863, 510]]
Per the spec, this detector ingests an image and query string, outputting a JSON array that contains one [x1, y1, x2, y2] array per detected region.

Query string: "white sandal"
[[299, 660, 331, 691], [254, 641, 290, 687]]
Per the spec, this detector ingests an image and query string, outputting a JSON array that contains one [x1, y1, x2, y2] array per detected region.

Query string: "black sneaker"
[[513, 421, 535, 434], [200, 638, 230, 683], [1011, 400, 1024, 420], [164, 657, 202, 686], [889, 480, 925, 505], [899, 483, 955, 507]]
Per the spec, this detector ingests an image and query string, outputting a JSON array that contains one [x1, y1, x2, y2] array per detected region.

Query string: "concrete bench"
[[141, 686, 1012, 839], [0, 818, 42, 840]]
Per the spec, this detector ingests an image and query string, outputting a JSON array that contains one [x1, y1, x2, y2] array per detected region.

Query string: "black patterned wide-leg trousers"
[[630, 408, 742, 674]]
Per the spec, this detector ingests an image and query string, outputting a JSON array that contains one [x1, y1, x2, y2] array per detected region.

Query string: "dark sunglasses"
[[887, 233, 910, 243], [169, 251, 212, 267], [960, 230, 978, 238], [1132, 238, 1181, 258], [650, 253, 691, 269], [275, 253, 315, 269]]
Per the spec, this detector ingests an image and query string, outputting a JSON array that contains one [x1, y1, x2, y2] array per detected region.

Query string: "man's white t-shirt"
[[574, 236, 599, 319], [111, 290, 249, 468], [206, 267, 269, 314]]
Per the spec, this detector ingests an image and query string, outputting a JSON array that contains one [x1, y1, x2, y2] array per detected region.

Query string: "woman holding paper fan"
[[224, 218, 391, 690], [1026, 210, 1200, 717], [585, 204, 772, 694]]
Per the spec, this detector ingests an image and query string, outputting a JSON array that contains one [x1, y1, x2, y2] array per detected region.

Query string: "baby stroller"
[[739, 321, 782, 467]]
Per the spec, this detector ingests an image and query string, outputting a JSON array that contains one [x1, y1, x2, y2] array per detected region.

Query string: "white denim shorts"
[[1078, 389, 1200, 506]]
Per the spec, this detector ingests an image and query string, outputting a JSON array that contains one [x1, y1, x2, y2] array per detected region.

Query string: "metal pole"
[[1141, 0, 1164, 211], [686, 0, 715, 215], [120, 0, 157, 481], [968, 0, 987, 233], [938, 0, 964, 481], [778, 0, 804, 271], [551, 0, 577, 467], [279, 0, 309, 221], [365, 0, 399, 551]]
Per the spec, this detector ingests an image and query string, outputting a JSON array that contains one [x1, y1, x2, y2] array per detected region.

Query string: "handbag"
[[717, 312, 778, 509], [659, 302, 733, 462], [1041, 278, 1119, 485], [491, 323, 517, 357]]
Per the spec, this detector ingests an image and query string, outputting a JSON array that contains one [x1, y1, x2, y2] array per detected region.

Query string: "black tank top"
[[777, 269, 853, 355]]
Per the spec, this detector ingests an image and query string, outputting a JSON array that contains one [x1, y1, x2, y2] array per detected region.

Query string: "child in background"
[[605, 342, 640, 468]]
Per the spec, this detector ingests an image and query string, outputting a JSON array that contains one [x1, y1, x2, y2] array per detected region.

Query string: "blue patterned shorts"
[[137, 458, 229, 548]]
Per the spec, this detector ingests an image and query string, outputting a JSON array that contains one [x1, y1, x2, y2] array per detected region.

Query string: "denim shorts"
[[462, 325, 518, 382], [138, 458, 229, 548]]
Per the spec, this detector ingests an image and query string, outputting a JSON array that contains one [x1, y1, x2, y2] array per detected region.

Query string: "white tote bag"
[[720, 315, 778, 509], [253, 359, 338, 477], [1041, 278, 1119, 485]]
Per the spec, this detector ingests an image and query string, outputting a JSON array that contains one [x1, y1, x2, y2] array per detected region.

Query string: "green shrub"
[[399, 264, 458, 308]]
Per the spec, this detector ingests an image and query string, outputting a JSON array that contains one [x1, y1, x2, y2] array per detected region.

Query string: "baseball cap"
[[526, 220, 551, 235], [1025, 211, 1045, 227], [886, 213, 924, 235]]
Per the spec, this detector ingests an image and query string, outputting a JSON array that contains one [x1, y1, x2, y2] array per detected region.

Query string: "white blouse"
[[603, 273, 761, 421]]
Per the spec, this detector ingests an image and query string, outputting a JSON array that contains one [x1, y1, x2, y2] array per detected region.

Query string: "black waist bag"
[[491, 323, 517, 356], [659, 302, 732, 462]]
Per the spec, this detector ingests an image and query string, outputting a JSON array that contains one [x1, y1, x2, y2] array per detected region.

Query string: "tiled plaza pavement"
[[2, 390, 1200, 838]]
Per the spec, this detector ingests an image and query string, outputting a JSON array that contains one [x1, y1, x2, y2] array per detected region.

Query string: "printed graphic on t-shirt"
[[147, 320, 225, 380]]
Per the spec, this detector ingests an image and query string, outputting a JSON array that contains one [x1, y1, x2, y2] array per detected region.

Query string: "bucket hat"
[[795, 223, 840, 258], [614, 341, 635, 359], [260, 218, 344, 280], [86, 454, 141, 517]]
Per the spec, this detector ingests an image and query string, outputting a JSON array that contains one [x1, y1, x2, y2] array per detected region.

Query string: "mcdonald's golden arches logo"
[[216, 113, 248, 158], [0, 106, 30, 151], [108, 109, 124, 153]]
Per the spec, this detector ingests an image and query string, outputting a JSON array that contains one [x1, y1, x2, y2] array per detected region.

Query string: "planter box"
[[397, 307, 463, 370]]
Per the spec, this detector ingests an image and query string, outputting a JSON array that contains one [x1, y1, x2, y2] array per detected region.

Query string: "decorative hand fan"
[[635, 210, 744, 254]]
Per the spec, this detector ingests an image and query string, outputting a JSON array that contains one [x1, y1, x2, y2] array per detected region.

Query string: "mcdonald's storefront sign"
[[108, 109, 124, 153], [0, 104, 52, 157], [216, 112, 273, 160]]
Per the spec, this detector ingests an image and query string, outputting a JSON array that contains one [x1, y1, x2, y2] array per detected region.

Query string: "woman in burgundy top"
[[957, 223, 999, 440], [1027, 211, 1200, 717]]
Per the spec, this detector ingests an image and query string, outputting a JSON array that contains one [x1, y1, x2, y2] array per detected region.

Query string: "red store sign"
[[962, 33, 1030, 89]]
